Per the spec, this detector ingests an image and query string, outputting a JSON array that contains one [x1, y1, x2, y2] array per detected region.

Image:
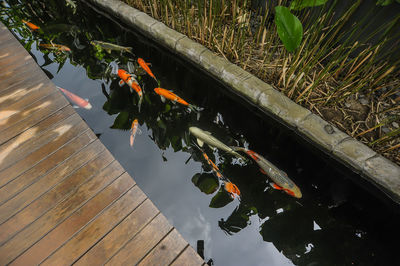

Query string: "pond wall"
[[83, 0, 400, 204]]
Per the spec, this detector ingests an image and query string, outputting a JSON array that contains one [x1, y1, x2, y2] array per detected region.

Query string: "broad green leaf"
[[290, 0, 328, 10], [191, 173, 219, 194], [209, 188, 233, 208], [111, 111, 130, 129], [275, 6, 303, 52]]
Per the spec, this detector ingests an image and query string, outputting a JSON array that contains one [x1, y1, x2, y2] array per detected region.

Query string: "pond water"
[[1, 0, 400, 265]]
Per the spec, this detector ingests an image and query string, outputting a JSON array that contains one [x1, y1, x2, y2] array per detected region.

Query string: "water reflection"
[[2, 0, 400, 265]]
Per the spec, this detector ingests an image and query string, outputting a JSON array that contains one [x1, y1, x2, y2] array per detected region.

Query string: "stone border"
[[84, 0, 400, 204]]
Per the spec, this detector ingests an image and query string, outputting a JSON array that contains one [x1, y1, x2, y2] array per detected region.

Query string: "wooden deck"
[[0, 22, 205, 265]]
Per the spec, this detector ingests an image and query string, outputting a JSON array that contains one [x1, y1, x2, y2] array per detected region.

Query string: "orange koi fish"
[[232, 147, 302, 198], [118, 69, 143, 98], [201, 152, 223, 179], [22, 19, 39, 31], [57, 86, 92, 110], [39, 43, 71, 52], [224, 181, 240, 198], [138, 58, 157, 81], [154, 88, 199, 114], [130, 119, 139, 147]]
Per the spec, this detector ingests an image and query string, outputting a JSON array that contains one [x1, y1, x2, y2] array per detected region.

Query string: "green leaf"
[[376, 0, 394, 5], [275, 6, 303, 52], [111, 111, 130, 129], [290, 0, 328, 10], [191, 173, 219, 194], [209, 188, 233, 208]]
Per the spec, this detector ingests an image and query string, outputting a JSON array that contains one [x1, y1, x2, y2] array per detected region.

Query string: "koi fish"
[[232, 147, 302, 198], [39, 43, 71, 52], [189, 127, 246, 160], [57, 86, 92, 110], [138, 58, 157, 81], [201, 151, 224, 179], [90, 40, 134, 55], [154, 87, 198, 113], [224, 181, 240, 198], [22, 19, 39, 31], [130, 119, 139, 147], [118, 69, 142, 96]]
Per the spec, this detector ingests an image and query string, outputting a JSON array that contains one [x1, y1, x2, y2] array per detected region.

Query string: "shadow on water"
[[1, 0, 400, 265]]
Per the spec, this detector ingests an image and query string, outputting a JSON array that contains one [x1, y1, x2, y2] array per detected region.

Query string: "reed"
[[124, 0, 400, 163]]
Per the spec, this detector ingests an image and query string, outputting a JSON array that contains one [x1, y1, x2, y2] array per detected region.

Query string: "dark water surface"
[[1, 1, 399, 265]]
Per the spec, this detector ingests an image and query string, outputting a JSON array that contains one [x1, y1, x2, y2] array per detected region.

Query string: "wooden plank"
[[0, 55, 37, 81], [0, 141, 106, 237], [170, 246, 205, 266], [10, 173, 135, 266], [1, 67, 45, 94], [0, 118, 90, 204], [0, 76, 54, 112], [0, 71, 54, 111], [0, 113, 84, 172], [0, 74, 53, 109], [0, 163, 127, 265], [0, 84, 55, 125], [0, 92, 68, 144], [0, 106, 88, 187], [105, 214, 173, 265], [138, 229, 188, 266], [75, 199, 160, 265], [0, 59, 38, 85], [0, 106, 76, 168], [0, 90, 66, 133], [40, 186, 147, 266], [0, 44, 30, 64]]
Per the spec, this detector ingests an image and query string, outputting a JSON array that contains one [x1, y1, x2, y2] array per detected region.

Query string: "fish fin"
[[204, 131, 212, 135], [160, 95, 166, 103], [260, 168, 268, 175], [197, 138, 204, 147], [84, 102, 93, 110], [146, 63, 152, 66], [270, 183, 283, 190], [106, 49, 111, 54], [73, 105, 79, 109], [119, 80, 125, 87]]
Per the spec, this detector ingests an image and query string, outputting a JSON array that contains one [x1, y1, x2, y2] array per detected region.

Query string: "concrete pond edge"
[[85, 0, 400, 204]]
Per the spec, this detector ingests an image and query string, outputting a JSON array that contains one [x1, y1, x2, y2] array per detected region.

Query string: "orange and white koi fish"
[[39, 43, 71, 52], [130, 119, 139, 147], [118, 69, 143, 98], [232, 147, 302, 198], [224, 181, 240, 198], [22, 19, 39, 31], [154, 87, 188, 105], [57, 86, 92, 110], [154, 87, 198, 113], [137, 58, 157, 81], [201, 152, 223, 179]]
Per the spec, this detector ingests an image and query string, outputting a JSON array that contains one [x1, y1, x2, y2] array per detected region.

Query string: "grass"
[[124, 0, 400, 165]]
